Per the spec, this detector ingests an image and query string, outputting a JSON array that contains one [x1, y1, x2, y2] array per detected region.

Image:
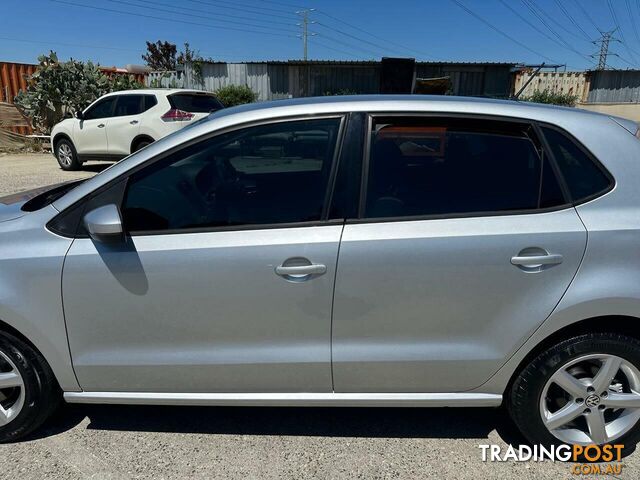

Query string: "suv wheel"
[[55, 139, 81, 171], [508, 332, 640, 447], [0, 332, 60, 442]]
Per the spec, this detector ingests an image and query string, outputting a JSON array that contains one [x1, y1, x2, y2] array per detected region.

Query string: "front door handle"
[[275, 264, 327, 276], [511, 253, 563, 267], [97, 123, 105, 128]]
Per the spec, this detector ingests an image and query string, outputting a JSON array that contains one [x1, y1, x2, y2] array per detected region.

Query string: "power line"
[[449, 0, 561, 63], [184, 0, 297, 16], [572, 0, 601, 32], [520, 0, 592, 61], [498, 0, 585, 54], [313, 33, 386, 58], [606, 0, 640, 63], [552, 0, 592, 41], [130, 0, 297, 27], [526, 0, 590, 42], [50, 0, 297, 37], [106, 0, 299, 33], [315, 10, 441, 60], [183, 0, 297, 21], [310, 38, 369, 60], [0, 36, 140, 53], [624, 0, 640, 46]]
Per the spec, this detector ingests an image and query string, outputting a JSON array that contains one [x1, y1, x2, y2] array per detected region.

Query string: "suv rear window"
[[168, 94, 224, 113], [541, 127, 613, 203]]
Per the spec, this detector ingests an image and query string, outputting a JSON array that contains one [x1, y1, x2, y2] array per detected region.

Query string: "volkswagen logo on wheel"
[[585, 394, 601, 408]]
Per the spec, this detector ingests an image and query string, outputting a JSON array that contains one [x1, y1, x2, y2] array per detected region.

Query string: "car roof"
[[100, 88, 216, 97], [206, 94, 614, 126]]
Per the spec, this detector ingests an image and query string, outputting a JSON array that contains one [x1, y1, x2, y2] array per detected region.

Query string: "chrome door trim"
[[64, 391, 502, 407]]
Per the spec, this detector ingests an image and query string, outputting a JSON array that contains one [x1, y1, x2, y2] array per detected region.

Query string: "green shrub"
[[214, 84, 258, 107], [521, 89, 579, 107], [14, 51, 143, 133]]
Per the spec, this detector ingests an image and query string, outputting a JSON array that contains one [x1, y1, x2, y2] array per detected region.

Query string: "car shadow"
[[27, 403, 527, 444]]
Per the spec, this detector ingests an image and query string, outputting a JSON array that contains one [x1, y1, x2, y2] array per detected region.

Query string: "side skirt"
[[64, 392, 502, 407]]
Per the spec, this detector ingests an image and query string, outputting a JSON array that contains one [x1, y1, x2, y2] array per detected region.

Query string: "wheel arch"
[[503, 314, 640, 396], [51, 132, 73, 151], [130, 135, 155, 154]]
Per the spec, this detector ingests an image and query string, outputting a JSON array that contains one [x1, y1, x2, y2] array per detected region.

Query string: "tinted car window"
[[114, 95, 143, 117], [168, 94, 224, 113], [83, 97, 116, 120], [541, 127, 612, 202], [122, 118, 342, 232], [364, 117, 565, 219], [143, 95, 157, 112]]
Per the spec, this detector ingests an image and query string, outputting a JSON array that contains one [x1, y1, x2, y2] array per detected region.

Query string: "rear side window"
[[143, 95, 157, 112], [114, 95, 144, 117], [168, 94, 224, 113], [363, 117, 566, 219], [541, 127, 612, 203], [122, 117, 342, 232]]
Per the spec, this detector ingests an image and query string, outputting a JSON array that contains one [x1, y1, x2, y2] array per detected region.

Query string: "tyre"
[[508, 332, 640, 448], [132, 139, 152, 153], [0, 332, 60, 443], [55, 139, 81, 171]]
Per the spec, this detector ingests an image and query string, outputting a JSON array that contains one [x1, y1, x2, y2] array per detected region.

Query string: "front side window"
[[84, 97, 116, 120], [122, 117, 342, 232], [114, 95, 144, 117], [364, 117, 565, 219]]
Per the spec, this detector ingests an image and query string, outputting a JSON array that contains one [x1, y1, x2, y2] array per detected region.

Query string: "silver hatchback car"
[[1, 95, 640, 447]]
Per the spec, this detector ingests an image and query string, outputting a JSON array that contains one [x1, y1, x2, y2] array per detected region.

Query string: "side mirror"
[[84, 204, 124, 243], [75, 110, 84, 120]]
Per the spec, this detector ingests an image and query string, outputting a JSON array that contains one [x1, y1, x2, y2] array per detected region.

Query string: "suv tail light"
[[161, 109, 194, 122]]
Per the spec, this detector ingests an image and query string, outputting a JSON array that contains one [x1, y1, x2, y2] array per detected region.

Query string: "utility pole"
[[591, 29, 619, 70], [296, 9, 316, 60]]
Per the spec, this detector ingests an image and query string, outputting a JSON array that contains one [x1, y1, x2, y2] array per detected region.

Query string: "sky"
[[1, 0, 638, 71]]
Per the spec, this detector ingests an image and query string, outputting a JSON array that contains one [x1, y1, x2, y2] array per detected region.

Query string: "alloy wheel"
[[57, 143, 73, 167], [0, 351, 25, 427], [540, 353, 640, 445]]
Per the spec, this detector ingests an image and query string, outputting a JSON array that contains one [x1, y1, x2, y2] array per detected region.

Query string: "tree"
[[214, 85, 258, 107], [142, 40, 177, 71], [14, 51, 142, 133]]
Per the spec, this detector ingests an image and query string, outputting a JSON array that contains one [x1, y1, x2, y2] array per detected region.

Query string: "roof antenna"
[[513, 62, 545, 99]]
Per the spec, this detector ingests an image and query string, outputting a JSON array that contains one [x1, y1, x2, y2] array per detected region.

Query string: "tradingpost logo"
[[479, 443, 624, 475]]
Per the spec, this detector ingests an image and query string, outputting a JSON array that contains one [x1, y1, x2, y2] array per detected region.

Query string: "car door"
[[332, 114, 588, 393], [62, 116, 345, 393], [108, 94, 144, 156], [74, 96, 116, 155]]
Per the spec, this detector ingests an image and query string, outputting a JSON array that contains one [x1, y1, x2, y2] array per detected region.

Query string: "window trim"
[[48, 113, 348, 238], [352, 111, 611, 225]]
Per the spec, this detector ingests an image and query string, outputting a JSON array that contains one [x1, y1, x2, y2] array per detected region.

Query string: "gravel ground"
[[0, 153, 637, 479]]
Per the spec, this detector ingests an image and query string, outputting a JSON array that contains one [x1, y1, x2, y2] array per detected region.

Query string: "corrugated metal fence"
[[587, 70, 640, 103], [0, 62, 37, 134], [148, 62, 513, 100]]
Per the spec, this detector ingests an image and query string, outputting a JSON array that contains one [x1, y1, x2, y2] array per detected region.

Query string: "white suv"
[[50, 88, 224, 170]]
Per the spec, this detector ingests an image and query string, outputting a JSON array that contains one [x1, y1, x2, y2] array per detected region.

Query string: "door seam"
[[329, 221, 346, 393]]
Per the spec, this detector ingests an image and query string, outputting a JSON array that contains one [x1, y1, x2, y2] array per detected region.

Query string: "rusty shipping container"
[[0, 62, 37, 135]]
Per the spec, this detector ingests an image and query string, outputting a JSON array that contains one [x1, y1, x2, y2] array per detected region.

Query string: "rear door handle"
[[511, 253, 563, 266], [130, 120, 139, 125], [97, 123, 105, 128], [275, 264, 327, 276]]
